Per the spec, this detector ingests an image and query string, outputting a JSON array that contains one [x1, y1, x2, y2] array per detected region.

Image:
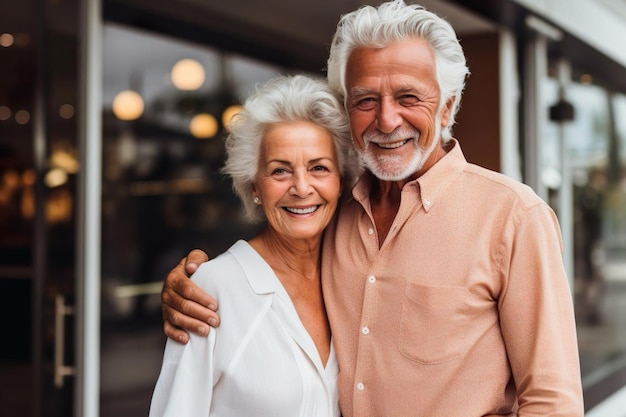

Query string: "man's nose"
[[377, 97, 403, 134]]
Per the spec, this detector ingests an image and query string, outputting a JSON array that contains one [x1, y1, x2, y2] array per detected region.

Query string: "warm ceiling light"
[[112, 90, 144, 121], [45, 168, 68, 188], [190, 113, 218, 138], [580, 74, 593, 85], [22, 169, 36, 186], [15, 110, 30, 125], [221, 104, 243, 131], [171, 59, 205, 91], [59, 104, 75, 119], [50, 149, 80, 174], [0, 106, 10, 120], [3, 170, 19, 189], [0, 33, 14, 47]]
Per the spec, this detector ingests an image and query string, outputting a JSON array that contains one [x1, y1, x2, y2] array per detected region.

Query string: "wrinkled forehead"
[[344, 39, 438, 92]]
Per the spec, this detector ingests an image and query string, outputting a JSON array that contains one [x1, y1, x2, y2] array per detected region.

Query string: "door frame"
[[75, 0, 103, 415]]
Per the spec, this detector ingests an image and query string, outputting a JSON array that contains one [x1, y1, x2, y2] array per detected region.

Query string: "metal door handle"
[[54, 294, 75, 388]]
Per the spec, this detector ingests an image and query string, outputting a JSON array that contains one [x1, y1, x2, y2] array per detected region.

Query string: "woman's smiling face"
[[253, 120, 342, 243]]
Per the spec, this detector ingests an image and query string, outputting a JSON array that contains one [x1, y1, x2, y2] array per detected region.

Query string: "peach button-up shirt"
[[322, 140, 584, 417]]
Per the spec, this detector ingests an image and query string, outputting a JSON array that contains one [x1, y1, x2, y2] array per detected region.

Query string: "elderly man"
[[159, 1, 584, 415]]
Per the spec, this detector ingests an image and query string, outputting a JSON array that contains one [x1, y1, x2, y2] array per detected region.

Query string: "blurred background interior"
[[1, 0, 626, 415]]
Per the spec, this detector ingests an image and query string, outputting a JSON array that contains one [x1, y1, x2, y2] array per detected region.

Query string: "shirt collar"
[[350, 139, 468, 212], [228, 240, 280, 294], [413, 139, 467, 212]]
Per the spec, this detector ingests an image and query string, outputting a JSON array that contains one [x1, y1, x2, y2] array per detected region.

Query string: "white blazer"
[[149, 240, 340, 417]]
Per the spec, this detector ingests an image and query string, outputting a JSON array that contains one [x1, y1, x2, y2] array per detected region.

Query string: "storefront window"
[[100, 23, 289, 415], [544, 78, 626, 394]]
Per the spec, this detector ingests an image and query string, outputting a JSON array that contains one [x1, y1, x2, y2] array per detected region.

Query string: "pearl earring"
[[253, 197, 260, 205]]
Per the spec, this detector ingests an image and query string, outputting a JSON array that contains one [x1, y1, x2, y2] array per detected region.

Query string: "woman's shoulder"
[[191, 240, 275, 297], [190, 241, 242, 286]]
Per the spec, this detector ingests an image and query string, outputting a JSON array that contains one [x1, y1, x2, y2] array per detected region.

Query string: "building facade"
[[1, 0, 626, 415]]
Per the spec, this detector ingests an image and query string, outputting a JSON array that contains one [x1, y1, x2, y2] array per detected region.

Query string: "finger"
[[164, 321, 190, 344], [163, 287, 220, 326], [163, 302, 216, 336], [184, 249, 209, 275], [169, 271, 219, 312]]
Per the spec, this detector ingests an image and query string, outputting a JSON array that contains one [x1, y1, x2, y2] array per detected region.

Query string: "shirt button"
[[362, 326, 370, 335], [368, 228, 374, 235], [368, 275, 376, 283], [357, 382, 365, 391]]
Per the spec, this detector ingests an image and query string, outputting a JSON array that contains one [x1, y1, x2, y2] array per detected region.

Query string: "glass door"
[[39, 0, 83, 414], [2, 0, 328, 415], [98, 21, 287, 416], [541, 58, 626, 408], [0, 1, 41, 415], [0, 0, 83, 415]]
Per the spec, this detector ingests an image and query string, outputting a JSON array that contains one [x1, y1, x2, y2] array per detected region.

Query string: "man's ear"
[[440, 96, 455, 127]]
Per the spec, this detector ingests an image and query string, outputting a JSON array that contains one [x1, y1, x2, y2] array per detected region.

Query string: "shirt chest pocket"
[[399, 282, 473, 364]]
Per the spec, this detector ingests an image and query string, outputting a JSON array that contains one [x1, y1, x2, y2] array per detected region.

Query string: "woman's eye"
[[272, 168, 288, 175], [312, 165, 329, 172]]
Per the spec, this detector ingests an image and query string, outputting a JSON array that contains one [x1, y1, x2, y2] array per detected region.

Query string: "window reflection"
[[544, 79, 626, 391], [100, 23, 288, 415]]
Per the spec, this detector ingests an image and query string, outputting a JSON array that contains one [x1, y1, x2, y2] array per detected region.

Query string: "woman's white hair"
[[326, 0, 470, 142], [222, 74, 361, 222]]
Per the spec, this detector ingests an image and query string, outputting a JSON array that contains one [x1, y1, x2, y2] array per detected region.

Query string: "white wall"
[[513, 0, 626, 69]]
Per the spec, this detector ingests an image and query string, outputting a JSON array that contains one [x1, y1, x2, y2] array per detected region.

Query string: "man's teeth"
[[286, 206, 319, 214], [378, 139, 409, 149]]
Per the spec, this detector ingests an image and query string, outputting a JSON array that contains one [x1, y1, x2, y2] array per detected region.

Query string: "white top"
[[149, 240, 340, 417]]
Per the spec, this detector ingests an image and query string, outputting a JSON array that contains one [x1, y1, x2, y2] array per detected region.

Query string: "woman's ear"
[[251, 185, 261, 204]]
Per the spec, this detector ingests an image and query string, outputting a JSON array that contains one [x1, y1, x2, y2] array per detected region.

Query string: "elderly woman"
[[148, 75, 359, 417]]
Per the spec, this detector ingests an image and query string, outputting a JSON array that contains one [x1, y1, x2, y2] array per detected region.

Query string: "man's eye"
[[355, 98, 377, 110], [399, 95, 419, 105]]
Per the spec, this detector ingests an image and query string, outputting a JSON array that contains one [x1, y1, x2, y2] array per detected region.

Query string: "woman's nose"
[[290, 173, 313, 197]]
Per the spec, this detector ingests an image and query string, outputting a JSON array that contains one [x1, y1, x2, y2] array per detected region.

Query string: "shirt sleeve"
[[497, 202, 584, 417], [149, 331, 216, 417]]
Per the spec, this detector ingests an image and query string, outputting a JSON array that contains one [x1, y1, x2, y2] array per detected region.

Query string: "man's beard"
[[358, 121, 441, 181]]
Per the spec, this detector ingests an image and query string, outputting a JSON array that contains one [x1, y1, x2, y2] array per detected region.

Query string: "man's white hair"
[[326, 0, 470, 142]]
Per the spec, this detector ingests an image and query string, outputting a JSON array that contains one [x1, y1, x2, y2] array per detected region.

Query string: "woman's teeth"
[[285, 206, 319, 214]]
